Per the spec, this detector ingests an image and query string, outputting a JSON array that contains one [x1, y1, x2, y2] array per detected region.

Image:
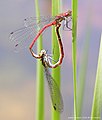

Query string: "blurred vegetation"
[[91, 34, 102, 120]]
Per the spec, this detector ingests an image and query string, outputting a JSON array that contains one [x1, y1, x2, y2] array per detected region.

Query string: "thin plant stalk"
[[77, 6, 92, 116], [72, 0, 78, 119], [77, 29, 91, 117], [91, 34, 102, 120], [35, 0, 44, 120], [52, 0, 61, 120]]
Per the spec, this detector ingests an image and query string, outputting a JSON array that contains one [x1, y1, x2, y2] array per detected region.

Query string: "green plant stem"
[[52, 0, 60, 120], [35, 0, 44, 120], [72, 0, 78, 119], [77, 12, 91, 117], [91, 34, 102, 120]]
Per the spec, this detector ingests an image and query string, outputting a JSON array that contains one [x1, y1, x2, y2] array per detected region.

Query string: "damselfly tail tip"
[[53, 104, 63, 113], [54, 104, 57, 110]]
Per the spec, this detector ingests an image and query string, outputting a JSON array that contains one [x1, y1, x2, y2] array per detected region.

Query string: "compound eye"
[[65, 12, 68, 15]]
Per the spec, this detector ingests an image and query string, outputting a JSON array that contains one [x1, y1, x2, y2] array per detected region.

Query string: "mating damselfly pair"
[[10, 10, 72, 112]]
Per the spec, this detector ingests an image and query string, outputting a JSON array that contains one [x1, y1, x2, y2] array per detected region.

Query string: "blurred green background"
[[0, 0, 102, 120]]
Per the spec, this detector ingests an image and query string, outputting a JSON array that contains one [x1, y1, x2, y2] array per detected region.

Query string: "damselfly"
[[31, 24, 64, 112], [30, 23, 64, 68], [10, 10, 72, 53], [38, 49, 64, 112]]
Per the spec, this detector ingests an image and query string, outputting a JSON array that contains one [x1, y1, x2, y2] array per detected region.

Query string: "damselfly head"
[[64, 10, 72, 18], [39, 49, 46, 57], [63, 10, 72, 31]]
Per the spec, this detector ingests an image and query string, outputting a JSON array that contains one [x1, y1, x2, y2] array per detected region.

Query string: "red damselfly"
[[31, 24, 64, 112], [30, 23, 64, 68], [10, 10, 72, 53]]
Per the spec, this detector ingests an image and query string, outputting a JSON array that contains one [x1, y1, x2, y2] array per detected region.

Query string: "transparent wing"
[[9, 16, 55, 52], [24, 16, 55, 27], [9, 25, 37, 52], [44, 67, 63, 112]]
